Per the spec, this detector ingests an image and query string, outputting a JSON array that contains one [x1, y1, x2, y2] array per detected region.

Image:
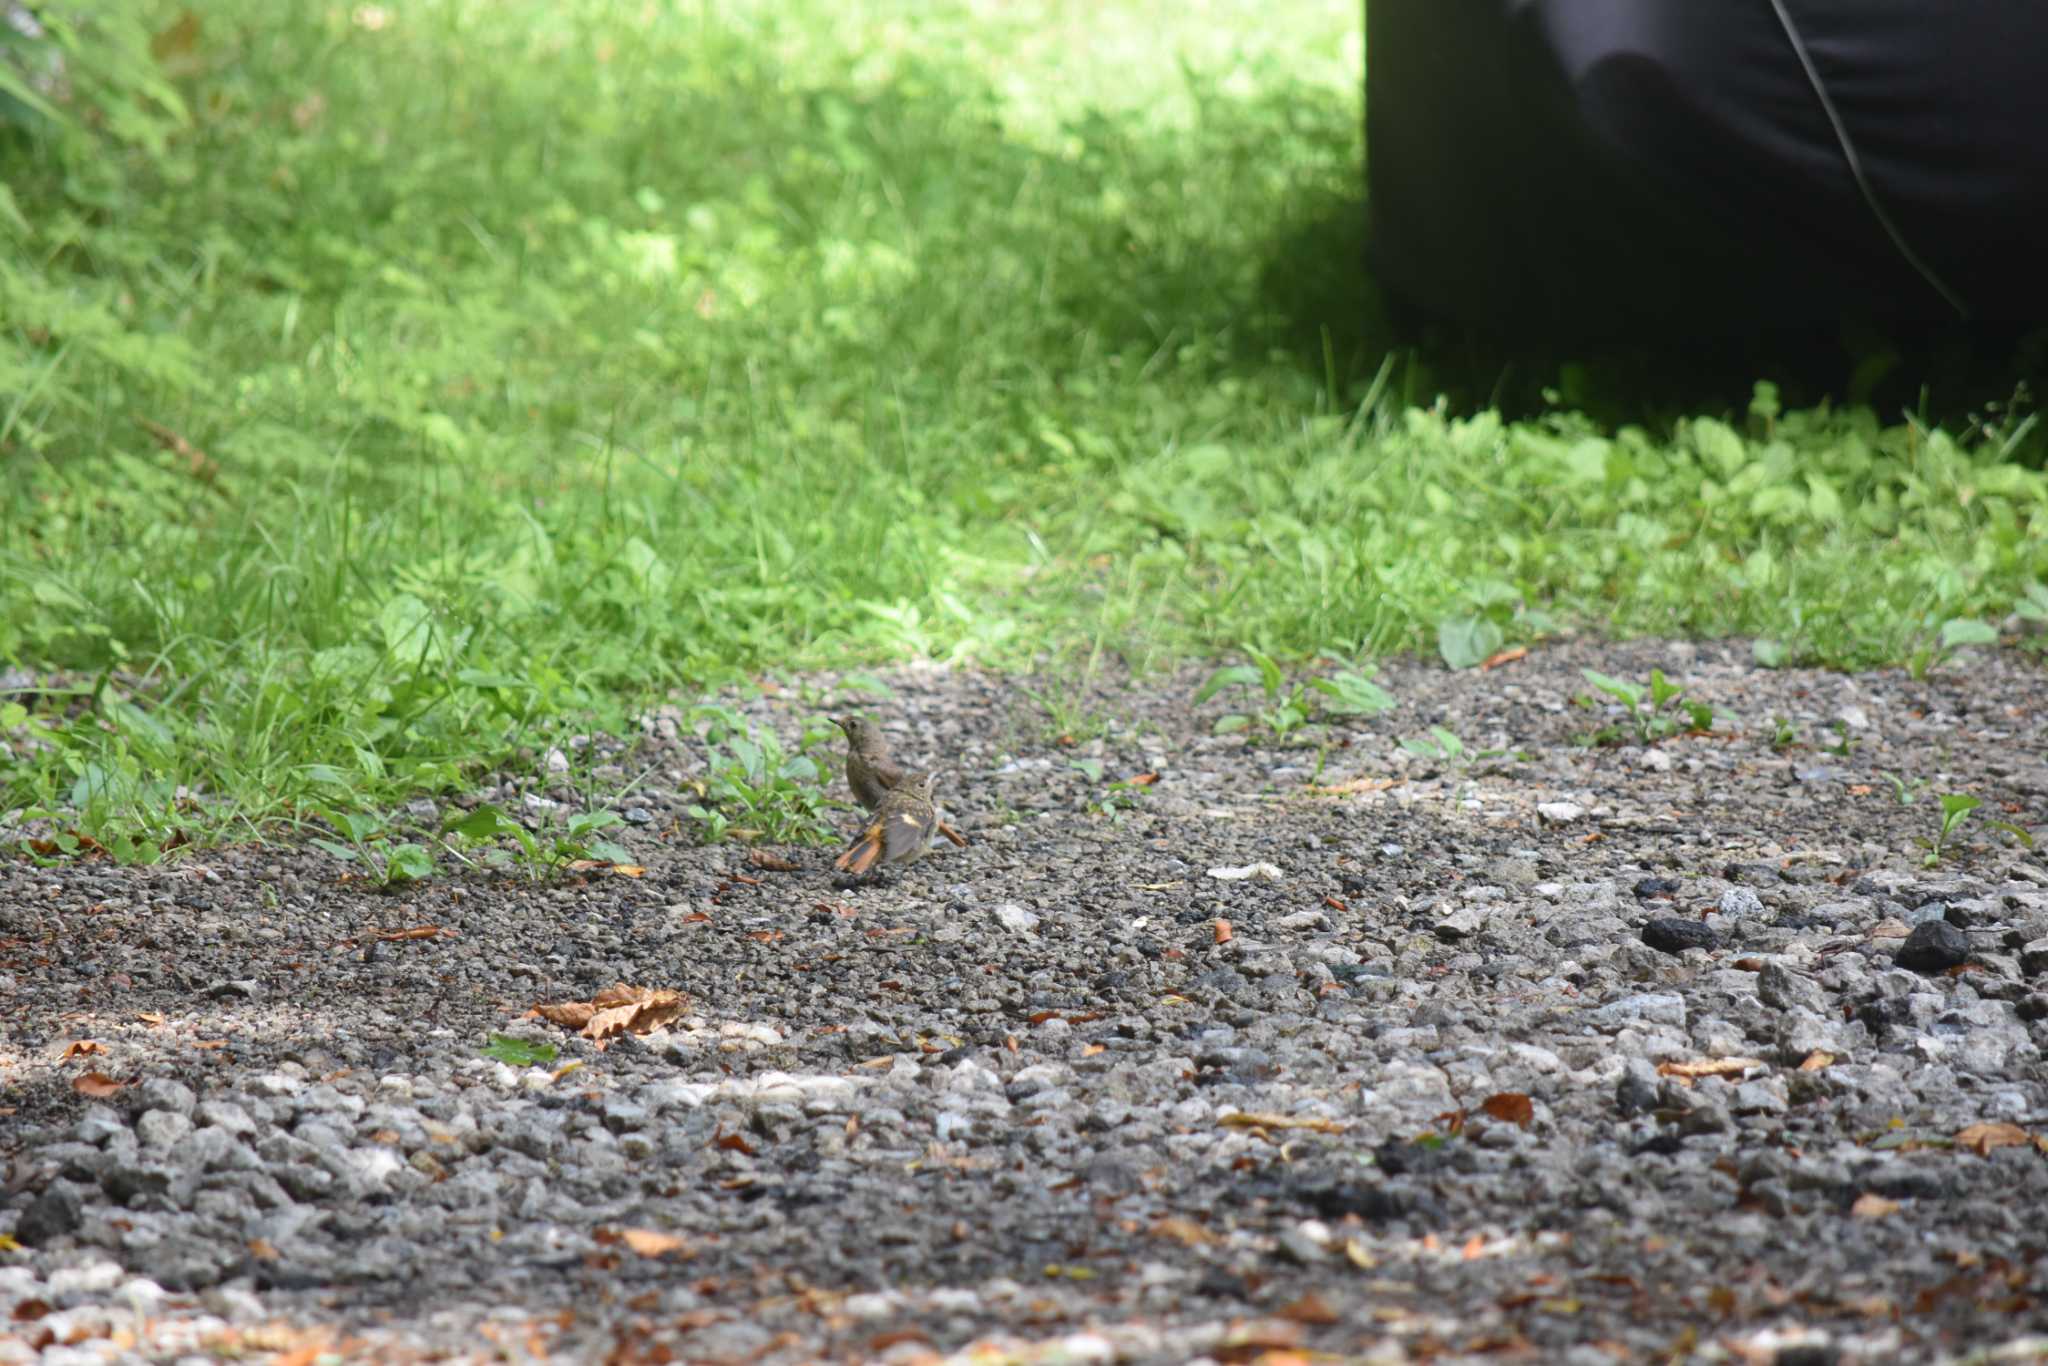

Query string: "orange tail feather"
[[834, 824, 883, 874]]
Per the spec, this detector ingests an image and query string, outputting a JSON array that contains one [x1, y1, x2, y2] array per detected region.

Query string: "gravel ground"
[[4, 639, 2048, 1364]]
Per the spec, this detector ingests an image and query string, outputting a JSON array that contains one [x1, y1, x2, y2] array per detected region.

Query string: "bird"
[[833, 715, 967, 847], [833, 715, 902, 811], [834, 770, 941, 877]]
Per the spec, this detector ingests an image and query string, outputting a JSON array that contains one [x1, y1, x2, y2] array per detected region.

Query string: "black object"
[[1895, 919, 1970, 974], [1642, 916, 1718, 955], [1367, 2, 2048, 336]]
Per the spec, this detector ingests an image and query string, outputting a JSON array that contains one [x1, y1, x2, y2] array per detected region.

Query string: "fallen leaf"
[[1480, 646, 1528, 670], [868, 1329, 932, 1352], [1126, 772, 1160, 786], [134, 1012, 166, 1027], [534, 984, 685, 1040], [549, 1061, 584, 1083], [714, 1131, 756, 1156], [1851, 1193, 1900, 1219], [1343, 1237, 1376, 1269], [1799, 1051, 1835, 1071], [1279, 1291, 1339, 1325], [61, 1040, 106, 1059], [1308, 777, 1400, 796], [72, 1072, 123, 1098], [375, 926, 448, 942], [1956, 1122, 2031, 1157], [1152, 1216, 1219, 1247], [618, 1228, 688, 1259], [247, 1238, 280, 1261], [1214, 918, 1233, 944], [1461, 1234, 1488, 1260], [1218, 1112, 1347, 1135], [1848, 783, 1874, 796], [1479, 1092, 1535, 1128], [748, 849, 801, 872], [564, 859, 644, 877], [1322, 895, 1349, 912], [1657, 1057, 1768, 1084], [747, 930, 784, 944]]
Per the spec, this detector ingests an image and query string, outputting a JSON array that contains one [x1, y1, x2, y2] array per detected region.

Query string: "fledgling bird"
[[833, 715, 968, 847], [834, 770, 941, 878], [833, 715, 902, 811]]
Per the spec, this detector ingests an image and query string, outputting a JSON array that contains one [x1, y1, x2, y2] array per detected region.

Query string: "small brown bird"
[[834, 771, 941, 877], [833, 715, 902, 811], [834, 715, 968, 847]]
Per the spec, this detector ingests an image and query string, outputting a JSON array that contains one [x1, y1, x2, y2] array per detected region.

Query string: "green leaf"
[[481, 1034, 557, 1066], [1194, 665, 1261, 705], [1937, 793, 1982, 840], [1937, 618, 1997, 649], [1987, 820, 2036, 849], [1212, 714, 1251, 735], [310, 837, 359, 862], [1436, 615, 1503, 671], [1580, 669, 1643, 708], [1243, 645, 1284, 699], [1311, 670, 1395, 716], [1068, 757, 1104, 783], [384, 843, 435, 883], [567, 809, 624, 838], [1752, 639, 1790, 668]]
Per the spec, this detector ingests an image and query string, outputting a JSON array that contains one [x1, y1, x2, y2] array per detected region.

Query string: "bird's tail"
[[834, 821, 884, 875]]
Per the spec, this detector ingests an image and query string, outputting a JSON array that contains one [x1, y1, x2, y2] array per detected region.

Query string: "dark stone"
[[1642, 917, 1718, 954], [1373, 1137, 1458, 1177], [1632, 877, 1682, 900], [1896, 920, 1970, 974], [2018, 994, 2048, 1022], [1775, 1342, 1842, 1366], [1303, 1180, 1420, 1222], [1723, 862, 1783, 886], [1616, 1069, 1660, 1117], [14, 1184, 82, 1244]]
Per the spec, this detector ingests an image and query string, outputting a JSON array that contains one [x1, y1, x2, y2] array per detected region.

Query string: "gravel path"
[[4, 640, 2047, 1364]]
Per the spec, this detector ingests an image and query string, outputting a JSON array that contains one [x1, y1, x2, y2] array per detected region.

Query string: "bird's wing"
[[881, 802, 930, 855]]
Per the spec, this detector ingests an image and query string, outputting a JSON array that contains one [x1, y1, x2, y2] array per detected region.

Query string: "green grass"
[[2, 0, 2045, 849]]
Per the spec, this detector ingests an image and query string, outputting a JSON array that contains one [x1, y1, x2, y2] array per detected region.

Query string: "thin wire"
[[1766, 0, 1971, 319]]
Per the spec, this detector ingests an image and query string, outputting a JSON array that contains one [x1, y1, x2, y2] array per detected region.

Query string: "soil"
[[3, 638, 2047, 1364]]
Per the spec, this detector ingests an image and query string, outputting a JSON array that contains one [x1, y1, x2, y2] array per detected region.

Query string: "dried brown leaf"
[[534, 984, 684, 1039], [1278, 1291, 1340, 1325], [1218, 1112, 1346, 1134], [1479, 1092, 1535, 1128], [618, 1228, 688, 1259], [72, 1072, 123, 1098], [1152, 1216, 1218, 1247], [1956, 1122, 2031, 1157], [1657, 1057, 1767, 1083], [1850, 1193, 1900, 1219]]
